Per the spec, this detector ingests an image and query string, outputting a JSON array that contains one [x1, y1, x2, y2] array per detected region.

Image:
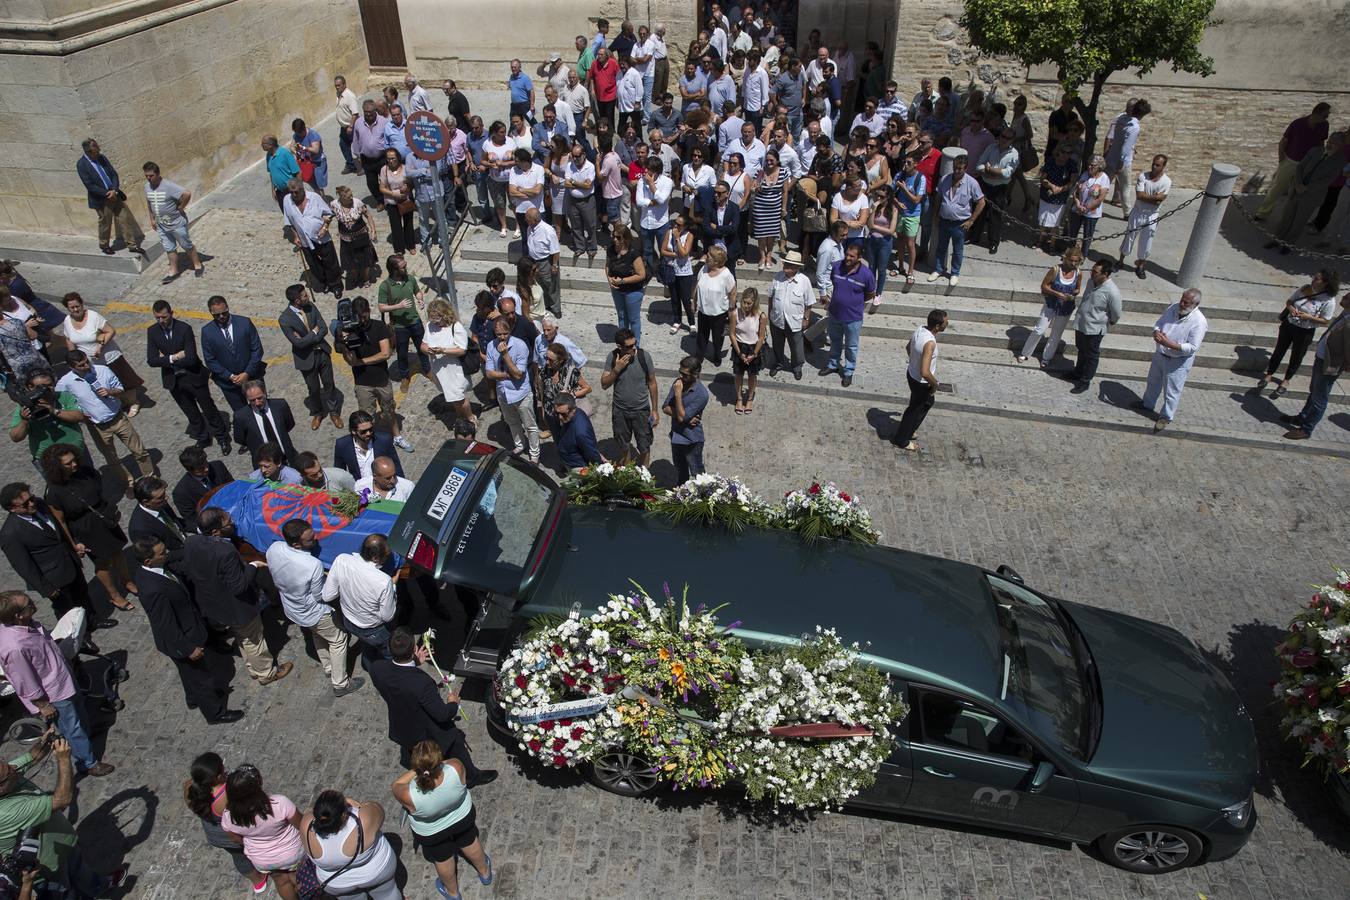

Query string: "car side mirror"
[[1028, 760, 1055, 794], [996, 564, 1024, 584]]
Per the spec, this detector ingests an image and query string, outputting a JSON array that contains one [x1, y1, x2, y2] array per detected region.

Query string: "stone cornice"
[[0, 0, 238, 55]]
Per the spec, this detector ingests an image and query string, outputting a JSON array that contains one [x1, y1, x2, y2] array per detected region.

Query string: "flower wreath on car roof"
[[498, 583, 907, 809]]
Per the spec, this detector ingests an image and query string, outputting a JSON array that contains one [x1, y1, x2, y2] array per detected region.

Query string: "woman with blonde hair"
[[1018, 246, 1084, 365], [695, 245, 736, 366], [330, 185, 378, 290], [420, 298, 473, 425], [392, 740, 493, 900], [730, 287, 767, 413]]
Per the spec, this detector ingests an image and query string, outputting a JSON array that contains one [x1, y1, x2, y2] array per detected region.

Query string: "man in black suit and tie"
[[184, 508, 293, 686], [0, 482, 91, 619], [146, 300, 231, 454], [171, 446, 233, 533], [368, 627, 496, 783], [130, 536, 243, 723], [278, 284, 343, 432], [698, 180, 742, 272], [129, 476, 187, 570], [200, 295, 266, 413], [75, 138, 146, 258], [333, 410, 402, 482], [232, 381, 299, 468]]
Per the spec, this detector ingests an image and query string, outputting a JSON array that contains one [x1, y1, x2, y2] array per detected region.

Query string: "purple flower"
[[709, 641, 719, 650], [626, 638, 644, 648], [646, 658, 660, 666], [726, 620, 743, 630], [662, 581, 672, 600]]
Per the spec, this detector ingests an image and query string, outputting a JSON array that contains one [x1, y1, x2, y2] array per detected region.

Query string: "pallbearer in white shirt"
[[354, 455, 415, 502], [1139, 289, 1208, 431]]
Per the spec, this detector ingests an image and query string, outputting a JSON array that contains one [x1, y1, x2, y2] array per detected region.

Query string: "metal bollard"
[[1176, 163, 1240, 290]]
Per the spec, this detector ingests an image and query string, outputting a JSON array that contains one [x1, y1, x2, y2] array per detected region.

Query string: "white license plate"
[[426, 467, 468, 521]]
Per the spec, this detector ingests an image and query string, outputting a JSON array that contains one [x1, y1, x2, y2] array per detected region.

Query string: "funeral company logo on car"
[[427, 467, 469, 521], [971, 786, 1019, 811]]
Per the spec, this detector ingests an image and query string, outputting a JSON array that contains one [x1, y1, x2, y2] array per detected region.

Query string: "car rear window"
[[448, 458, 555, 594]]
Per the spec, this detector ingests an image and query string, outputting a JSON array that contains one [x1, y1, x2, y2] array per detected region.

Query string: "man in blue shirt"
[[928, 155, 985, 287], [384, 105, 411, 160], [484, 318, 539, 463], [508, 59, 535, 123], [662, 355, 709, 485], [262, 134, 300, 211], [821, 244, 876, 387], [552, 393, 604, 471]]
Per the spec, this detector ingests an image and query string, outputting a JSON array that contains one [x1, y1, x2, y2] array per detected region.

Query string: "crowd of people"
[[0, 5, 1346, 896]]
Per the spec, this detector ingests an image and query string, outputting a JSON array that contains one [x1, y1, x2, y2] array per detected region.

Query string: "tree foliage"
[[960, 0, 1219, 154]]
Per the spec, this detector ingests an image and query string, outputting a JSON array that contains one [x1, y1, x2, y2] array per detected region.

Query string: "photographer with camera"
[[0, 731, 126, 897], [336, 297, 412, 453], [7, 370, 88, 480]]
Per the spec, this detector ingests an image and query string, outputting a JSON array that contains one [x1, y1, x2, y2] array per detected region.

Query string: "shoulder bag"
[[459, 324, 482, 377]]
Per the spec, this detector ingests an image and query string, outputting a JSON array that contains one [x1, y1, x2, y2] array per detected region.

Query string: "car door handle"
[[922, 766, 955, 778]]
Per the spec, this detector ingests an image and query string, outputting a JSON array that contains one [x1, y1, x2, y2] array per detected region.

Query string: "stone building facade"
[[0, 0, 368, 236]]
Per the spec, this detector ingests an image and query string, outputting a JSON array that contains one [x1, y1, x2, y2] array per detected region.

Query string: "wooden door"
[[358, 0, 408, 68]]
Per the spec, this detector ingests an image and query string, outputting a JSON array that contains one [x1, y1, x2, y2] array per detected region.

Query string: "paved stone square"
[[2, 135, 1349, 899]]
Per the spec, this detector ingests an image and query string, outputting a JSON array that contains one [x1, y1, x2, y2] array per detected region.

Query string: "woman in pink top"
[[221, 765, 305, 900]]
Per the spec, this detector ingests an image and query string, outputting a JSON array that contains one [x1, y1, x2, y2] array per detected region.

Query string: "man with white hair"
[[523, 207, 562, 317], [651, 24, 670, 99], [534, 313, 587, 367], [403, 74, 432, 113], [1138, 288, 1207, 431]]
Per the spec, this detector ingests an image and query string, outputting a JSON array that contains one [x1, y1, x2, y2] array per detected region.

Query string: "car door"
[[852, 689, 913, 809], [902, 687, 1079, 836]]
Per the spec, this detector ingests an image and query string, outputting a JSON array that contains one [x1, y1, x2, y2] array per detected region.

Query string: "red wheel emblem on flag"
[[260, 489, 350, 538]]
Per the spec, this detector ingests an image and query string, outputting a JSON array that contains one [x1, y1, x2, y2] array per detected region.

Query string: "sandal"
[[670, 324, 680, 335], [111, 598, 136, 611], [745, 394, 754, 414], [1272, 384, 1288, 398]]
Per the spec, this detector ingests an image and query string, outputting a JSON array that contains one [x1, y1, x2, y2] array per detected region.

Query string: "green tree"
[[960, 0, 1218, 158]]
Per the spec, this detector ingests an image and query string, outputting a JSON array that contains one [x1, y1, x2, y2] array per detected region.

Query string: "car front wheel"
[[587, 749, 660, 797], [1095, 825, 1204, 873]]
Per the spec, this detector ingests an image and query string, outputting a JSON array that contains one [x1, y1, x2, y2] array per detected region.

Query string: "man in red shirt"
[[588, 47, 621, 133], [914, 132, 943, 255], [1256, 102, 1332, 220]]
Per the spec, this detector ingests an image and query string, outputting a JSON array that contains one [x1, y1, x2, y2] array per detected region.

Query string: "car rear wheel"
[[587, 749, 660, 797], [1095, 825, 1204, 873]]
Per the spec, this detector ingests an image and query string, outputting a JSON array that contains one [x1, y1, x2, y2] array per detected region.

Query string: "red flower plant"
[[552, 737, 567, 751], [553, 754, 568, 766], [808, 483, 821, 495], [539, 720, 556, 731], [571, 727, 585, 740], [514, 674, 528, 690], [561, 673, 577, 688], [551, 644, 565, 658], [840, 492, 852, 502], [528, 739, 542, 752]]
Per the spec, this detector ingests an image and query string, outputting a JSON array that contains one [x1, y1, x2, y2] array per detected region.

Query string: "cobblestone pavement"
[[3, 205, 1349, 899]]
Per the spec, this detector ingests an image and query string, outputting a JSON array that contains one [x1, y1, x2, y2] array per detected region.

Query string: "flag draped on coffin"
[[203, 480, 405, 569]]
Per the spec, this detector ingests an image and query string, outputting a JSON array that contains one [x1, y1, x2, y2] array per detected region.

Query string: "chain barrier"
[[1224, 194, 1350, 262], [985, 189, 1205, 244]]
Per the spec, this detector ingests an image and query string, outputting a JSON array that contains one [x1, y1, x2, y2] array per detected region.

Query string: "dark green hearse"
[[389, 442, 1259, 874]]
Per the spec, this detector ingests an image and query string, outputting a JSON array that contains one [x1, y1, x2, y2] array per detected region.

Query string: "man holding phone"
[[600, 328, 659, 466]]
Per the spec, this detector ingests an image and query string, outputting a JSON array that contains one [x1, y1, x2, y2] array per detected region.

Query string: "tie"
[[260, 410, 281, 448], [159, 511, 183, 542], [198, 476, 210, 490], [91, 159, 111, 190]]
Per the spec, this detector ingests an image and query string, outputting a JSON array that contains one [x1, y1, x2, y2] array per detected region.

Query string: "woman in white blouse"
[[695, 245, 737, 366], [420, 298, 473, 426], [61, 291, 145, 415], [1260, 268, 1340, 397]]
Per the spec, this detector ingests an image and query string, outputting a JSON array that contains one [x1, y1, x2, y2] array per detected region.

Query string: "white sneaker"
[[393, 435, 414, 452], [949, 275, 960, 287], [926, 271, 941, 283]]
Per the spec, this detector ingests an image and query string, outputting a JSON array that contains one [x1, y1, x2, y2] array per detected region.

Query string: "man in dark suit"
[[185, 508, 293, 686], [279, 284, 343, 431], [171, 446, 233, 533], [145, 300, 231, 454], [232, 381, 299, 468], [367, 627, 496, 783], [200, 295, 266, 412], [129, 476, 187, 570], [130, 536, 242, 723], [698, 180, 742, 272], [0, 482, 91, 619], [333, 410, 402, 481], [75, 138, 146, 258]]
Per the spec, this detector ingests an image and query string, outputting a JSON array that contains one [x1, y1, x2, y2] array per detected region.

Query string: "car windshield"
[[447, 457, 554, 595], [987, 575, 1088, 759]]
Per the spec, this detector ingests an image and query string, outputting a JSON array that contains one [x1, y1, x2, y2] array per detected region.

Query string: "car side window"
[[915, 690, 1034, 762]]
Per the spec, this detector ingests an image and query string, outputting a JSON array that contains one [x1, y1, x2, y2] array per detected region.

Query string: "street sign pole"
[[405, 110, 459, 316]]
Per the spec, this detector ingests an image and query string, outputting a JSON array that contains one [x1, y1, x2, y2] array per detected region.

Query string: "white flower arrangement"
[[772, 480, 882, 544], [1275, 569, 1350, 776]]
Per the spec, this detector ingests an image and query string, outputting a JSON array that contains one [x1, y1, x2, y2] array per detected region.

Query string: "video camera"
[[1, 356, 54, 420], [334, 297, 366, 352]]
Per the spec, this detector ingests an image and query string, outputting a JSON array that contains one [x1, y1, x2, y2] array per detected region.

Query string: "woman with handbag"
[[421, 298, 474, 427], [730, 287, 767, 414], [330, 186, 379, 290], [663, 216, 697, 334], [184, 753, 270, 896], [1018, 247, 1084, 365], [41, 443, 136, 611], [393, 741, 493, 900], [291, 117, 329, 192], [300, 790, 401, 900], [1260, 268, 1340, 397], [221, 765, 305, 900], [378, 148, 416, 255], [61, 291, 145, 416]]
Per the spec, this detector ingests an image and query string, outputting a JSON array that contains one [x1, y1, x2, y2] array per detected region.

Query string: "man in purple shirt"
[[0, 592, 114, 776], [1257, 101, 1331, 220], [350, 100, 391, 203], [821, 244, 877, 387]]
